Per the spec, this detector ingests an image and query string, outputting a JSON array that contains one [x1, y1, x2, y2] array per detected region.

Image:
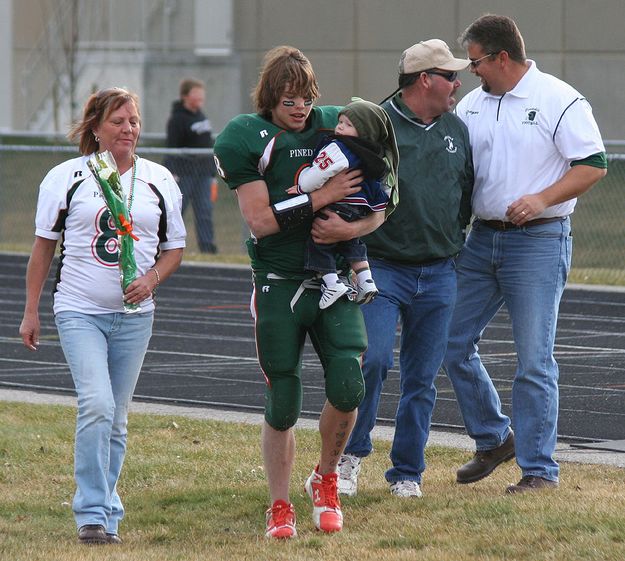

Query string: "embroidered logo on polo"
[[444, 136, 457, 153], [523, 107, 540, 126]]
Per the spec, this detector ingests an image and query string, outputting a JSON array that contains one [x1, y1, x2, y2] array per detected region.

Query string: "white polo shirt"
[[456, 60, 605, 221]]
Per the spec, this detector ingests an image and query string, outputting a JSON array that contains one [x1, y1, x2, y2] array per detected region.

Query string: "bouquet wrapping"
[[87, 151, 140, 313]]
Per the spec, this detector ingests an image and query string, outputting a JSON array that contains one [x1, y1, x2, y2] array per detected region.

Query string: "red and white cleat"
[[304, 466, 343, 533], [265, 499, 297, 539]]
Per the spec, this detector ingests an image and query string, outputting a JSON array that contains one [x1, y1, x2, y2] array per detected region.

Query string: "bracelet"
[[148, 267, 160, 289]]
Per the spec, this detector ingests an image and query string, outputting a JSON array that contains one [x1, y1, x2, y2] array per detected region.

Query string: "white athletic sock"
[[356, 269, 372, 285], [322, 272, 340, 287]]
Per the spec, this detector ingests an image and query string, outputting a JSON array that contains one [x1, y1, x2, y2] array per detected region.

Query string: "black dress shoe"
[[506, 475, 558, 494], [457, 431, 515, 484], [77, 524, 107, 545], [106, 533, 123, 544]]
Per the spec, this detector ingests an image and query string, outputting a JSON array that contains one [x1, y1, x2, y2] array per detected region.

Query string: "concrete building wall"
[[225, 0, 625, 140], [0, 0, 13, 131], [6, 0, 625, 140]]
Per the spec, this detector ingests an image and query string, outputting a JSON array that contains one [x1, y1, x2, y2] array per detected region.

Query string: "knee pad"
[[264, 376, 302, 431], [325, 356, 365, 412]]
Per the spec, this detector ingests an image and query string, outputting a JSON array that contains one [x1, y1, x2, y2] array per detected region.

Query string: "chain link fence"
[[1, 144, 624, 284], [0, 145, 247, 259]]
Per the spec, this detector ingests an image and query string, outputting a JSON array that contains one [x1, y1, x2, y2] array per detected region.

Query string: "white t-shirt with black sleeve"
[[34, 154, 186, 315]]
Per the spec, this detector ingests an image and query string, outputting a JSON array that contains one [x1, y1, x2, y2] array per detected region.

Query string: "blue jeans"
[[179, 173, 215, 252], [443, 218, 572, 482], [305, 236, 367, 274], [344, 257, 457, 483], [55, 310, 154, 533]]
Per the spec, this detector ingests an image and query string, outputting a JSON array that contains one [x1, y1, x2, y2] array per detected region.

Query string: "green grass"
[[2, 401, 625, 561]]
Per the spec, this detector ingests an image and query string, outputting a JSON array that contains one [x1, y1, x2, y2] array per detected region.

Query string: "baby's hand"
[[286, 185, 299, 195]]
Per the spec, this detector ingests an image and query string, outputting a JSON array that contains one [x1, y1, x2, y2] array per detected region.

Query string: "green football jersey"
[[214, 106, 340, 278]]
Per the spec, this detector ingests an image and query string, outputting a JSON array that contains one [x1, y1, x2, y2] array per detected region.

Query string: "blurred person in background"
[[164, 78, 218, 254], [19, 87, 186, 544]]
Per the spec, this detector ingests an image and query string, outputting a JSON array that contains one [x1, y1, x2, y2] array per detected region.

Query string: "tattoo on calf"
[[330, 421, 350, 457]]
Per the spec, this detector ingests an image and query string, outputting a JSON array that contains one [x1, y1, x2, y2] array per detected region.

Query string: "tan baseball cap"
[[399, 39, 470, 74]]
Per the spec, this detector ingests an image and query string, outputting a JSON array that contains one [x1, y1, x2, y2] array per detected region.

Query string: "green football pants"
[[252, 274, 367, 430]]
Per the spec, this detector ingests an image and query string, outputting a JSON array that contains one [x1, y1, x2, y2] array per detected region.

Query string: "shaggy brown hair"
[[252, 46, 320, 119]]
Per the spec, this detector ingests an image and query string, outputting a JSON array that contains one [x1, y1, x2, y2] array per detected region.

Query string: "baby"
[[288, 98, 399, 309]]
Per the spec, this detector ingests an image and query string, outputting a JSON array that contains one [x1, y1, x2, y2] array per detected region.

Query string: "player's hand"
[[506, 194, 547, 225], [311, 210, 354, 244], [286, 185, 299, 195], [321, 169, 363, 204]]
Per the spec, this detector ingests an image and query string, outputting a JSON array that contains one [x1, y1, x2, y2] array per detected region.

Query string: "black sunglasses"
[[425, 70, 458, 82]]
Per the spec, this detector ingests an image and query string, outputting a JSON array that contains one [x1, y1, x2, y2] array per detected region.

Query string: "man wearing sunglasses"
[[444, 14, 607, 494], [337, 39, 474, 499]]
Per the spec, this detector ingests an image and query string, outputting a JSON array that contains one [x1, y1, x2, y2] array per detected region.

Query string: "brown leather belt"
[[478, 216, 566, 231]]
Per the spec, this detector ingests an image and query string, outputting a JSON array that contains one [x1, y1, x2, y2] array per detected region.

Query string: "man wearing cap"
[[336, 39, 474, 498], [443, 14, 607, 494]]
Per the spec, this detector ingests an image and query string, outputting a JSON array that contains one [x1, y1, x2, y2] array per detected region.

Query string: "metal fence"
[[1, 145, 624, 284], [0, 145, 247, 259]]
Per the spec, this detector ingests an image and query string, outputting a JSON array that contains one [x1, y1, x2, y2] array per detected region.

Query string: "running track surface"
[[1, 253, 624, 443]]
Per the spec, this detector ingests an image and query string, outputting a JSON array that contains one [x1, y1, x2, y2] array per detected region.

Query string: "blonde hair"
[[252, 46, 320, 119], [67, 87, 141, 155]]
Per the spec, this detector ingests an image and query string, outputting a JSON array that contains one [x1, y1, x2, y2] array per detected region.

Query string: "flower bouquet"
[[87, 150, 140, 313]]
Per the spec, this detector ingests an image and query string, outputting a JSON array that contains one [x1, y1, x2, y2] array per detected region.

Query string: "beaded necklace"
[[127, 154, 138, 211]]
